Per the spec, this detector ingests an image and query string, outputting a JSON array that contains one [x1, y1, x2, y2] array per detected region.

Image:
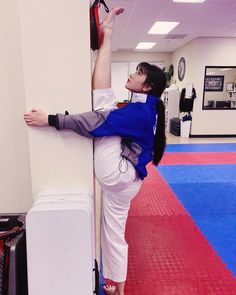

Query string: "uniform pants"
[[93, 88, 142, 282]]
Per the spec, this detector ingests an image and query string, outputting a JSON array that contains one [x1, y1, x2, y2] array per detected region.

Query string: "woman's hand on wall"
[[24, 108, 49, 127]]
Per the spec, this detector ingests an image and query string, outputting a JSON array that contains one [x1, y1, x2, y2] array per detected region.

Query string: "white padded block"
[[26, 189, 95, 295]]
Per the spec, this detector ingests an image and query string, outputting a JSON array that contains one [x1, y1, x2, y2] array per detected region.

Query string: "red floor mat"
[[125, 280, 199, 295], [160, 152, 236, 165], [197, 279, 236, 295], [125, 165, 236, 294], [128, 165, 188, 217], [126, 279, 236, 295]]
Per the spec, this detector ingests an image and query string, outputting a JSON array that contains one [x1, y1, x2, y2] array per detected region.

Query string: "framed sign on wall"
[[204, 75, 224, 92]]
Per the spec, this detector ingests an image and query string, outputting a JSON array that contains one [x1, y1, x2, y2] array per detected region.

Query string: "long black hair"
[[136, 62, 167, 166]]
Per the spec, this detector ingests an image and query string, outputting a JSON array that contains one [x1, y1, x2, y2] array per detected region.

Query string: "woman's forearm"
[[92, 7, 124, 90], [92, 34, 112, 90]]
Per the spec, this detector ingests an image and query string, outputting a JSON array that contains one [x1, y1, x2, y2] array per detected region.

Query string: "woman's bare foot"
[[103, 284, 116, 295], [100, 7, 124, 36]]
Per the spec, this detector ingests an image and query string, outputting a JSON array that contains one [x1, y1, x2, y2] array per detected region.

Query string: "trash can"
[[180, 120, 191, 138]]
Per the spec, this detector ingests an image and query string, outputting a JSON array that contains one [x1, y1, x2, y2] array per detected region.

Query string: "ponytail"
[[136, 62, 167, 165], [153, 99, 166, 165]]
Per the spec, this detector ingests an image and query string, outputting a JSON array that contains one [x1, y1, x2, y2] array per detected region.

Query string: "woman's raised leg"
[[91, 7, 126, 295]]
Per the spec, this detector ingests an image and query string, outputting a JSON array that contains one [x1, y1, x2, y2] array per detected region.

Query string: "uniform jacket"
[[49, 94, 159, 180]]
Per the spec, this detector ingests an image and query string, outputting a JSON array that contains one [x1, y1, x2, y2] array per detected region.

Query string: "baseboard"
[[190, 134, 236, 138]]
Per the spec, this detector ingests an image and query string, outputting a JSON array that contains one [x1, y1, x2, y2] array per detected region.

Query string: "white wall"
[[110, 51, 171, 100], [0, 1, 32, 213], [0, 0, 99, 265], [111, 51, 171, 66], [17, 0, 94, 196], [172, 37, 236, 135]]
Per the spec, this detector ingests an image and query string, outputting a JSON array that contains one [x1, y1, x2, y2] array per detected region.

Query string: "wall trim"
[[190, 134, 236, 138]]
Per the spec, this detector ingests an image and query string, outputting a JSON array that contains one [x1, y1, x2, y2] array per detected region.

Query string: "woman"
[[24, 7, 166, 295]]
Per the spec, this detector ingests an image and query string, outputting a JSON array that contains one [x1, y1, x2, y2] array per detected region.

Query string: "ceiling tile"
[[94, 0, 236, 52]]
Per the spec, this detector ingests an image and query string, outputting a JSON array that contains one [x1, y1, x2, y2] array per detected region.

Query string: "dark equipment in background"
[[169, 118, 181, 136], [0, 214, 27, 295]]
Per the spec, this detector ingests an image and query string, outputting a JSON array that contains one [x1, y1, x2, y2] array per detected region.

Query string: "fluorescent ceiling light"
[[173, 0, 205, 3], [148, 21, 179, 35], [135, 42, 156, 50]]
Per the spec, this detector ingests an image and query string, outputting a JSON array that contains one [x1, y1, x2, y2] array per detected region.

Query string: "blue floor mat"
[[166, 143, 236, 152], [158, 164, 236, 184], [157, 163, 236, 275], [192, 214, 236, 275], [168, 183, 236, 216]]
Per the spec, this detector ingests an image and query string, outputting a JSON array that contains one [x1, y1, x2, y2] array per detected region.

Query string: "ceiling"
[[99, 0, 236, 52]]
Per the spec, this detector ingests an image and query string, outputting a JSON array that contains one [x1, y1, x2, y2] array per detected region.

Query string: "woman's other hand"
[[24, 108, 49, 127]]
